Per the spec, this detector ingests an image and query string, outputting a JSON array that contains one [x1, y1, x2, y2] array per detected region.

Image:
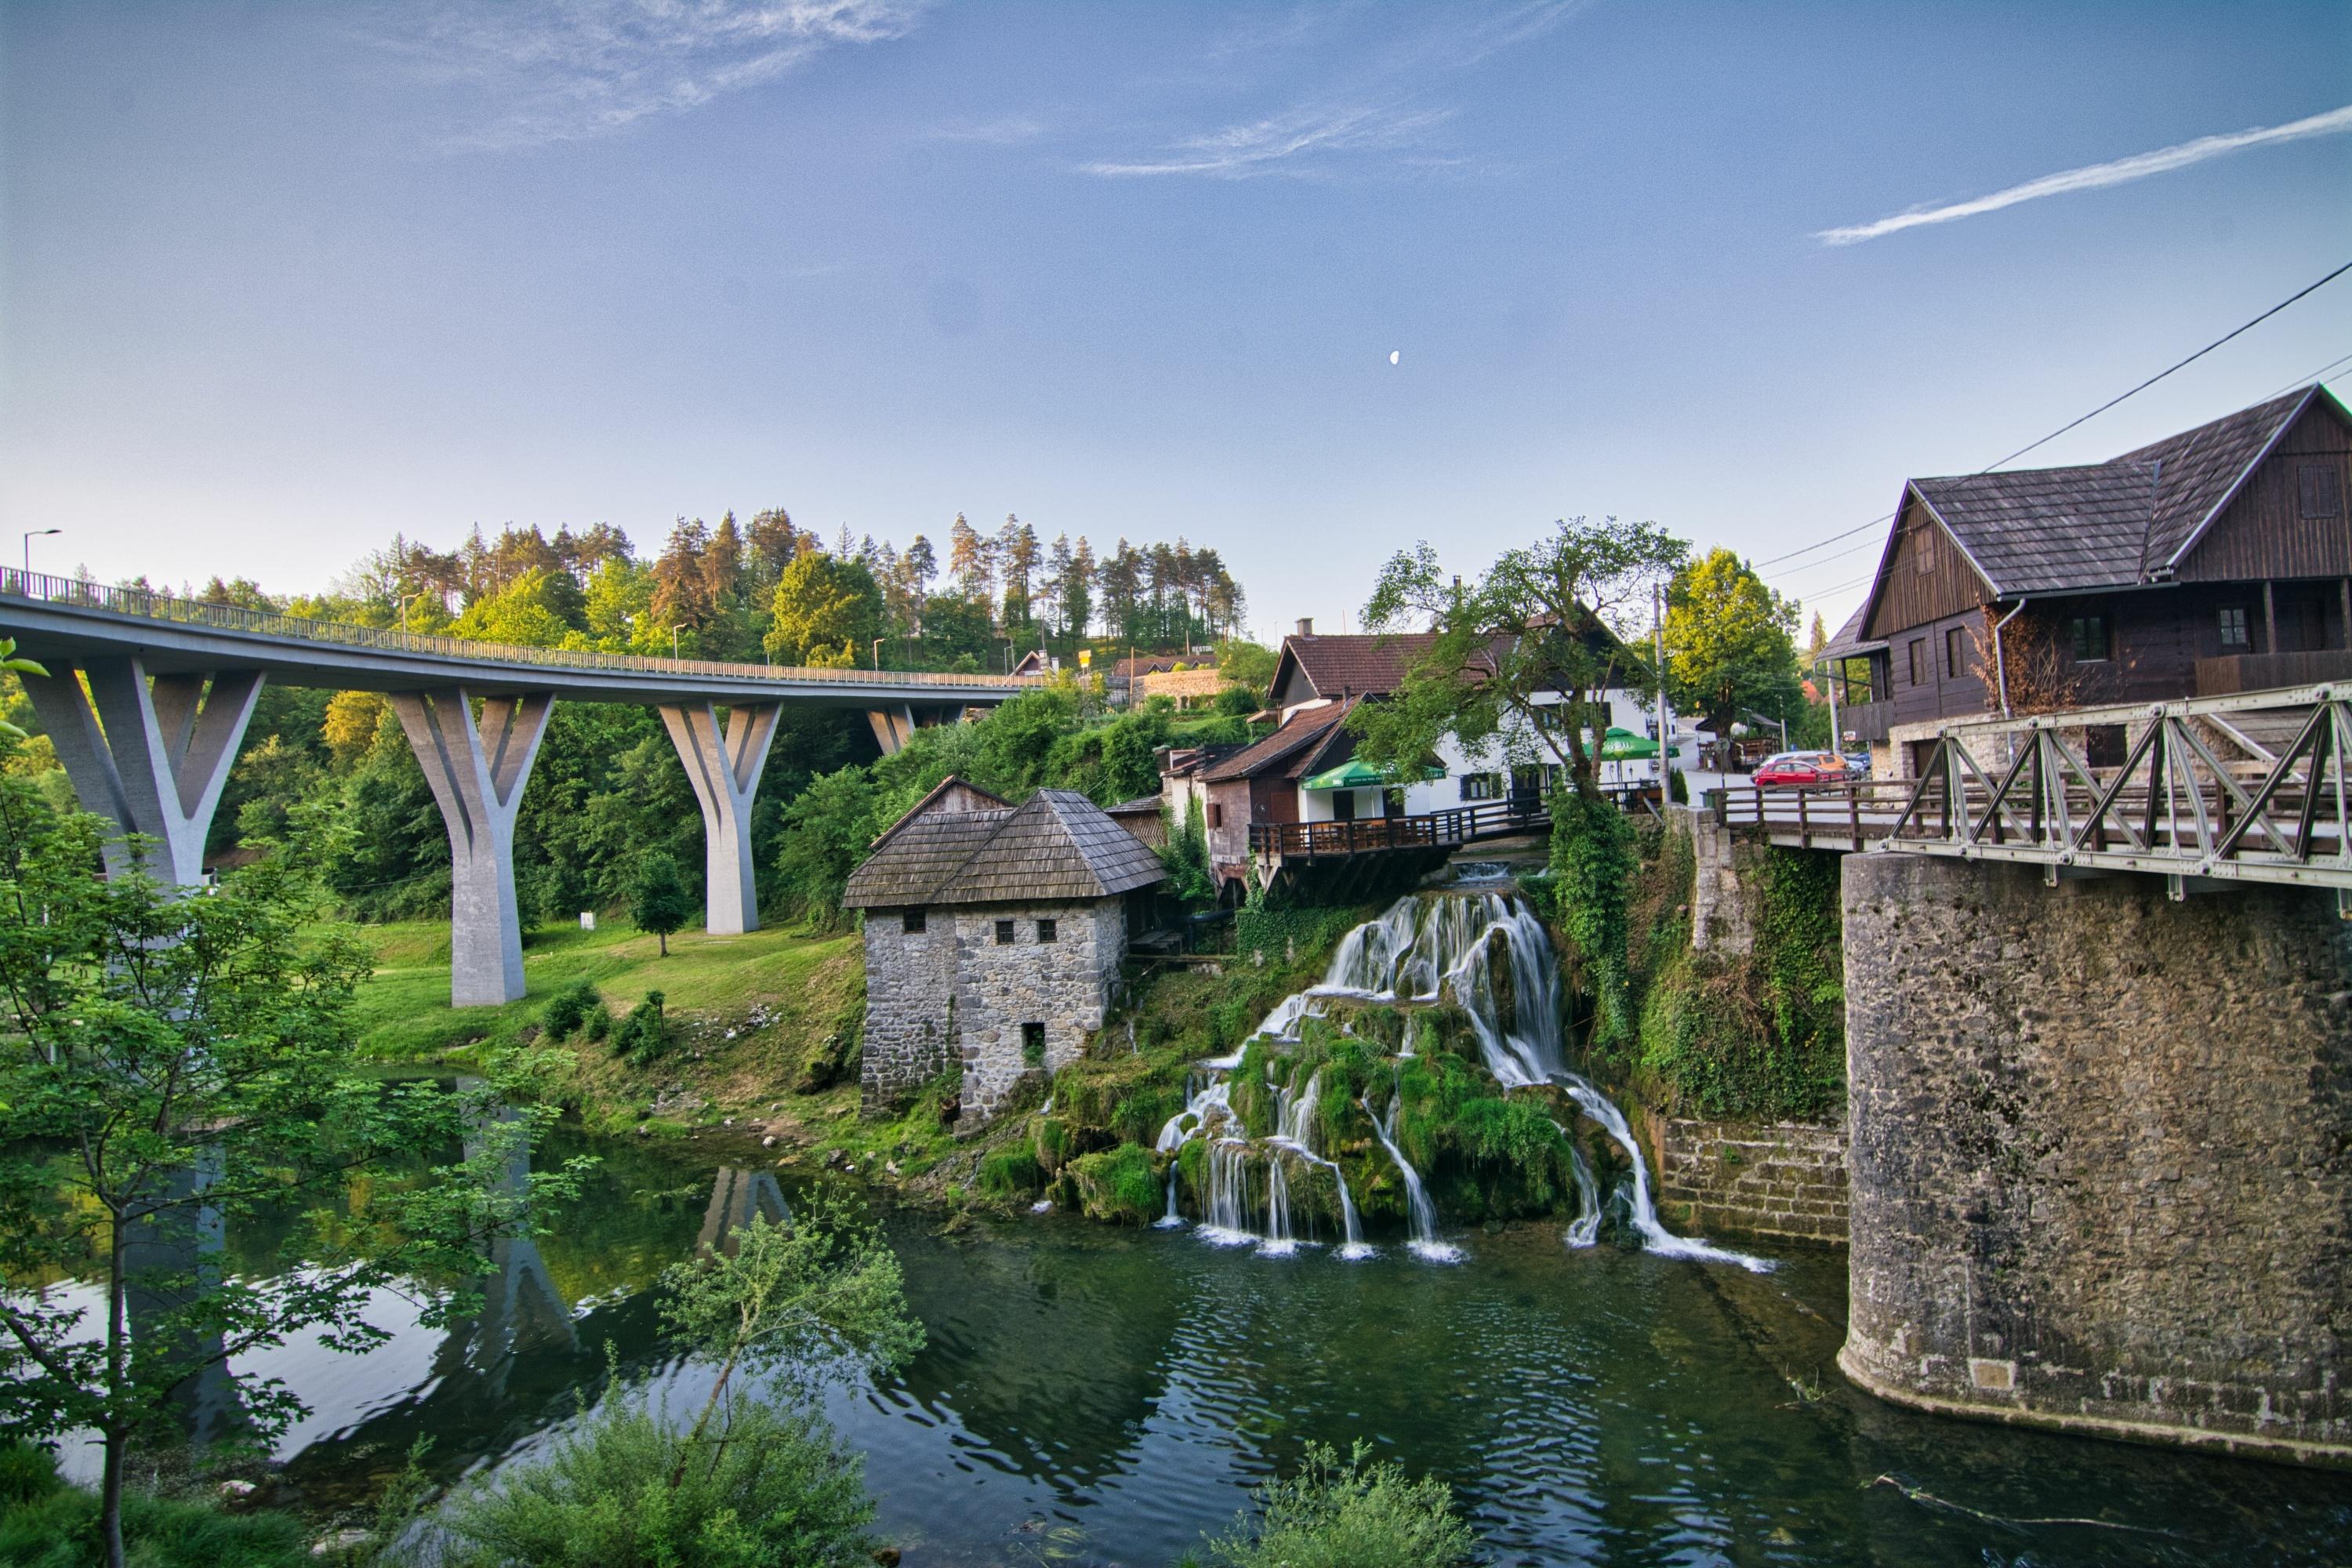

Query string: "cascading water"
[[1268, 1069, 1370, 1260], [1363, 1091, 1463, 1263]]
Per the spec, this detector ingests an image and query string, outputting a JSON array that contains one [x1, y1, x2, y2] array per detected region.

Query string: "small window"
[[994, 919, 1015, 945], [902, 909, 927, 933], [1907, 639, 1927, 685], [2219, 606, 2249, 648], [1915, 527, 1937, 575], [1461, 772, 1502, 802], [1944, 627, 1969, 680], [1207, 802, 1224, 829], [2300, 462, 2343, 521], [1036, 918, 1058, 943], [1022, 1022, 1046, 1065], [2068, 615, 2111, 662]]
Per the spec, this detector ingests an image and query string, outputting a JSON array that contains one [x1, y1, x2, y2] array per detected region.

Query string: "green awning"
[[1599, 727, 1679, 760], [1301, 759, 1441, 790]]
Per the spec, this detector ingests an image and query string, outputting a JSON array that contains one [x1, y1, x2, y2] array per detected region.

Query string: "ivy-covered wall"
[[1623, 821, 1846, 1124]]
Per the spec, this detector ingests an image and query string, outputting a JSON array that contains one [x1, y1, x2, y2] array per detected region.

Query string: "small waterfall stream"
[[1152, 889, 1769, 1271]]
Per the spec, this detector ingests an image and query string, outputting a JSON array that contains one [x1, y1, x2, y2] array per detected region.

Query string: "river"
[[74, 1122, 2348, 1568]]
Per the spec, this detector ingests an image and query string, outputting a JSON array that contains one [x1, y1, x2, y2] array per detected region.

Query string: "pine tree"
[[947, 513, 993, 605]]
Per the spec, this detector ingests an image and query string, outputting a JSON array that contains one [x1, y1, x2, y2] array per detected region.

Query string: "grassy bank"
[[350, 916, 863, 1132]]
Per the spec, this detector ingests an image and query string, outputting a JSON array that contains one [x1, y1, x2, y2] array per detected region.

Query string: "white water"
[[1268, 1069, 1371, 1260], [1364, 1091, 1463, 1263]]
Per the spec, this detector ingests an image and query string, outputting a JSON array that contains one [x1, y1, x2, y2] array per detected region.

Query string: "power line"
[[1755, 258, 2352, 580], [2263, 347, 2352, 402], [1972, 257, 2352, 475]]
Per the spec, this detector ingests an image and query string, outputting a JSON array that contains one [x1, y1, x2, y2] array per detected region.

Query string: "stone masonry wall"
[[859, 913, 958, 1113], [1679, 804, 1753, 954], [954, 899, 1125, 1122], [1653, 1116, 1847, 1243], [1841, 851, 2352, 1468]]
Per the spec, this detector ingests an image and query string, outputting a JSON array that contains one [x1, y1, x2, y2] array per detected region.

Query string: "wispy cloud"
[[924, 115, 1045, 146], [1817, 103, 2352, 246], [378, 0, 927, 151], [1081, 1, 1579, 180], [1084, 100, 1454, 179]]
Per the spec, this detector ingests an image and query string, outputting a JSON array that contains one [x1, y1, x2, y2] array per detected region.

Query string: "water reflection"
[[78, 1125, 2351, 1567], [122, 1147, 244, 1446]]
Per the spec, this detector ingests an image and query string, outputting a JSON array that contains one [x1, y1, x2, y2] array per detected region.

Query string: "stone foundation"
[[953, 900, 1125, 1122], [860, 912, 958, 1114], [1653, 1116, 1847, 1243], [1840, 851, 2352, 1468], [1679, 804, 1753, 954]]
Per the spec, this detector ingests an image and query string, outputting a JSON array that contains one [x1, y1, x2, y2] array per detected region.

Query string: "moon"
[[1388, 350, 1401, 365]]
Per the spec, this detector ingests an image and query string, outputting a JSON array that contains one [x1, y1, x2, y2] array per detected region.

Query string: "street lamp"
[[671, 624, 685, 660], [397, 590, 426, 633], [21, 528, 61, 580], [872, 637, 884, 671]]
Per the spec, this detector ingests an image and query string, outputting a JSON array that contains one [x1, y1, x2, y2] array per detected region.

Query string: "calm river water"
[[91, 1125, 2352, 1567]]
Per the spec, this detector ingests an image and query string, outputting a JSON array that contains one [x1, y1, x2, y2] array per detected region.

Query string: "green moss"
[[1066, 1143, 1165, 1226], [978, 1146, 1044, 1197]]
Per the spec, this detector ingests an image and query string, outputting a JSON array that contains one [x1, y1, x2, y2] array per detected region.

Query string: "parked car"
[[1752, 751, 1851, 788]]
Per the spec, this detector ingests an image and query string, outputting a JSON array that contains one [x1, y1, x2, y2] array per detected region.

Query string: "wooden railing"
[[1715, 684, 2352, 891], [1248, 799, 1551, 858]]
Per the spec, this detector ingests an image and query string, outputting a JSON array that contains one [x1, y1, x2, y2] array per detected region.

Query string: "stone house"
[[842, 777, 1167, 1121]]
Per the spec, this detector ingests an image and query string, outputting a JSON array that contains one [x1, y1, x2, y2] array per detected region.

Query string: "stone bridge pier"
[[1840, 851, 2352, 1468], [660, 700, 780, 936]]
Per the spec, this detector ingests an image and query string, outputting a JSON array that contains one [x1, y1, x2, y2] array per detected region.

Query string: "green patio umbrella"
[[1598, 726, 1679, 760], [1300, 758, 1443, 789]]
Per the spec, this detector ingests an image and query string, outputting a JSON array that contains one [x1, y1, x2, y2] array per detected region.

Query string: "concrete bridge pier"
[[393, 688, 553, 1007], [22, 659, 264, 884], [659, 699, 780, 935]]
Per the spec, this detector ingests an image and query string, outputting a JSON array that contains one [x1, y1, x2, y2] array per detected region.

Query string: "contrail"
[[1817, 103, 2352, 246]]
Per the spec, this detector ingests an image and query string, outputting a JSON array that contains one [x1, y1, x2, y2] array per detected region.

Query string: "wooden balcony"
[[1247, 799, 1551, 860]]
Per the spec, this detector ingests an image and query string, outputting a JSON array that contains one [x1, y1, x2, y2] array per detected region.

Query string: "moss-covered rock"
[[978, 1146, 1044, 1198], [1067, 1144, 1166, 1226]]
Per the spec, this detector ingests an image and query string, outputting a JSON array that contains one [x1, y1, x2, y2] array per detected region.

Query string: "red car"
[[1752, 751, 1851, 788]]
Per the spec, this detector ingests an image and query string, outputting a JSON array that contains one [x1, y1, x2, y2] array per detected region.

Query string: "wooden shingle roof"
[[841, 784, 1165, 909], [1198, 702, 1349, 782], [1899, 386, 2326, 598]]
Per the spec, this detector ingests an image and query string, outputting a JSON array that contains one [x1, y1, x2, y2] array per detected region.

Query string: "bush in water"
[[434, 1378, 877, 1568], [1194, 1440, 1477, 1568]]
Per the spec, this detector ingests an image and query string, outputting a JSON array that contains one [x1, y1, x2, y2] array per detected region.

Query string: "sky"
[[3, 1, 2348, 643]]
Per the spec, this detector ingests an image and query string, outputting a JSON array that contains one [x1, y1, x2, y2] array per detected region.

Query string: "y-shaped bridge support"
[[22, 659, 265, 884], [659, 700, 781, 936], [393, 688, 553, 1007]]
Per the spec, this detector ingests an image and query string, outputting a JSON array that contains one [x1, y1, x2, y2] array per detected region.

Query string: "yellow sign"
[[1077, 648, 1092, 668]]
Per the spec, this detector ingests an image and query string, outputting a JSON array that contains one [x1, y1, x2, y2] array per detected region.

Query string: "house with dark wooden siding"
[[1820, 383, 2352, 775]]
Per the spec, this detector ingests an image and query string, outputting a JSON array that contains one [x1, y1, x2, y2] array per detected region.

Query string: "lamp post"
[[21, 528, 61, 581], [872, 637, 884, 671], [671, 624, 685, 660], [398, 590, 426, 633]]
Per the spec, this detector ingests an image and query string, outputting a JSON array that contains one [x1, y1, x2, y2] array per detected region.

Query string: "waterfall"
[[1201, 1140, 1256, 1246], [1363, 1092, 1462, 1263], [1556, 1120, 1602, 1249], [1267, 1069, 1371, 1260], [1557, 1078, 1769, 1272]]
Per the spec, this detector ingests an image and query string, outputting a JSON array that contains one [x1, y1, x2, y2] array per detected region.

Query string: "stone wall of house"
[[859, 910, 959, 1113], [1653, 1116, 1847, 1243], [1841, 850, 2352, 1468], [953, 899, 1126, 1122]]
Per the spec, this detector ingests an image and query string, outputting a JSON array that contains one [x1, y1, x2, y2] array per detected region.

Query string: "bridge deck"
[[0, 568, 1037, 707]]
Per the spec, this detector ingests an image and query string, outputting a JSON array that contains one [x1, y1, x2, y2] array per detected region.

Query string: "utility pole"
[[1653, 583, 1674, 797]]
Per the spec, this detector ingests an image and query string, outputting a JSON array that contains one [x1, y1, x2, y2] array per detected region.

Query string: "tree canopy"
[[1664, 547, 1802, 739]]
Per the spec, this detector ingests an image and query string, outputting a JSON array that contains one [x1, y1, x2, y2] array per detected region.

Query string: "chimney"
[[1296, 617, 1315, 637]]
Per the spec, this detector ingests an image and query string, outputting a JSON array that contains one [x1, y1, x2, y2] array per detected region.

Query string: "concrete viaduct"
[[0, 573, 1036, 1006]]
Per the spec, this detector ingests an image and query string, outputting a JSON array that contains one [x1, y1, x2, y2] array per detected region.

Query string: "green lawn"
[[350, 914, 862, 1065]]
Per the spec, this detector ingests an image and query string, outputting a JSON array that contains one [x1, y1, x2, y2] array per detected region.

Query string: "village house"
[[1160, 619, 1686, 893], [842, 778, 1166, 1122], [1820, 383, 2352, 777]]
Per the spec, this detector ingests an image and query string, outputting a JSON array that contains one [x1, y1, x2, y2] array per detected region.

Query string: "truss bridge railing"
[[1886, 683, 2352, 895]]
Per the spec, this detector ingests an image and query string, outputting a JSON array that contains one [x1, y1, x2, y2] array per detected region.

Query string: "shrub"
[[583, 1004, 612, 1043], [1200, 1440, 1477, 1568], [0, 1439, 316, 1568], [611, 991, 671, 1062], [437, 1380, 877, 1568], [541, 978, 602, 1040]]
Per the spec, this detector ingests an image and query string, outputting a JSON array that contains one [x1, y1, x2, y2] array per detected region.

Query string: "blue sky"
[[3, 1, 2348, 641]]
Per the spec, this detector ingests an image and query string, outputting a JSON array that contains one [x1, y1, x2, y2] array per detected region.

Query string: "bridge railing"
[[1712, 779, 1914, 848], [1248, 799, 1551, 858], [0, 567, 1041, 691]]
